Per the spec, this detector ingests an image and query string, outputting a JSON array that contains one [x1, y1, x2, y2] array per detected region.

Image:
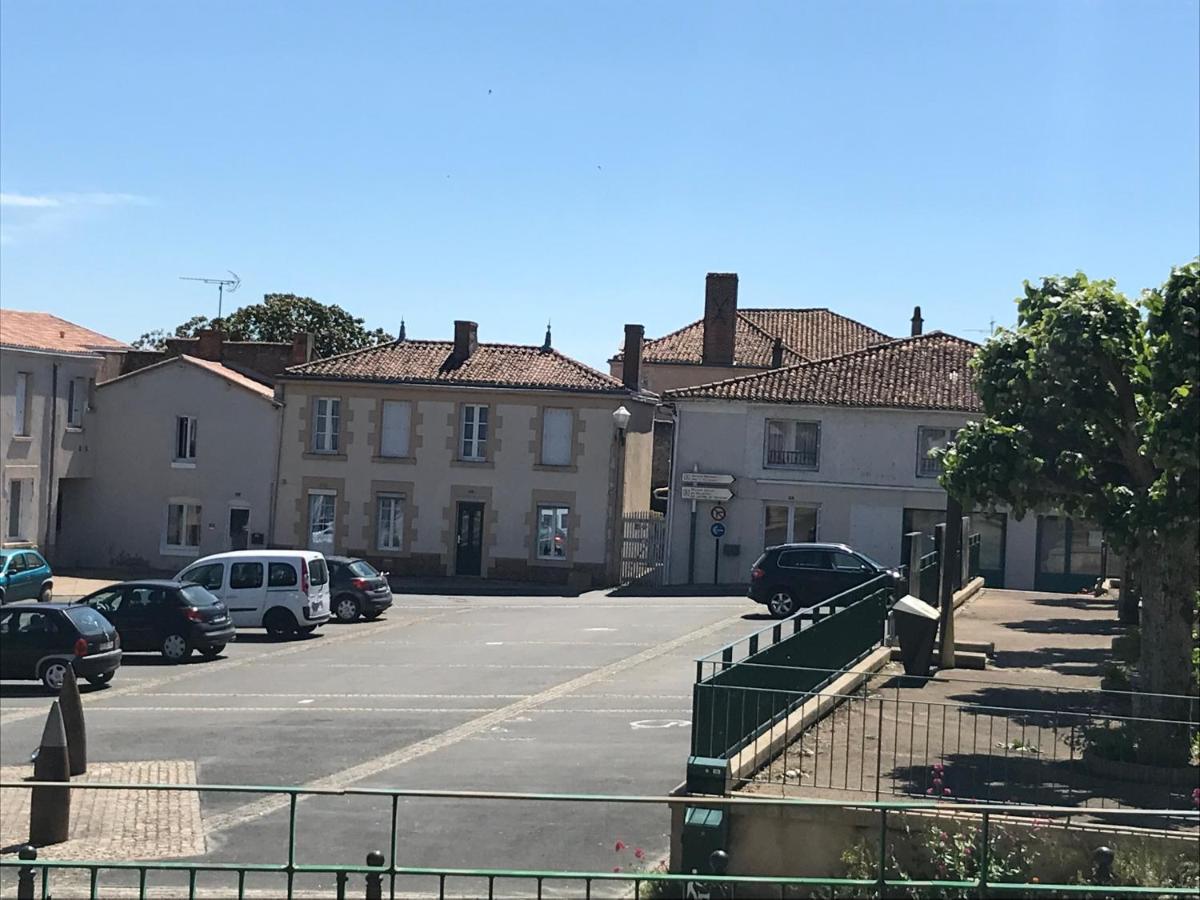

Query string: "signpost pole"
[[713, 536, 720, 584], [688, 498, 698, 585]]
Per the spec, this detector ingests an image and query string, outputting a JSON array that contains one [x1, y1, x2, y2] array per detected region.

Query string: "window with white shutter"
[[14, 373, 29, 436], [540, 408, 573, 466], [380, 401, 412, 458]]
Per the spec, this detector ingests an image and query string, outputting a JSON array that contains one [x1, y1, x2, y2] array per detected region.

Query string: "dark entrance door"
[[455, 502, 485, 576], [229, 508, 250, 551]]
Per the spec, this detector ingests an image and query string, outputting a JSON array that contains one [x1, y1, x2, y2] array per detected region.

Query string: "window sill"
[[451, 458, 494, 469], [9, 435, 33, 442], [533, 464, 578, 473], [764, 464, 819, 472], [160, 546, 201, 557], [303, 452, 348, 462], [65, 426, 84, 434], [371, 456, 416, 465], [531, 556, 572, 568], [171, 461, 197, 469]]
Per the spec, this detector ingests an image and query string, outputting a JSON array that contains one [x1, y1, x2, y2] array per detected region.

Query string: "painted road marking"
[[201, 609, 749, 836], [26, 706, 692, 715], [630, 719, 691, 729]]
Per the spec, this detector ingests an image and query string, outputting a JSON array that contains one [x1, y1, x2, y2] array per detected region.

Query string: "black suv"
[[326, 557, 393, 622], [0, 602, 122, 691], [748, 543, 903, 618], [79, 580, 236, 662]]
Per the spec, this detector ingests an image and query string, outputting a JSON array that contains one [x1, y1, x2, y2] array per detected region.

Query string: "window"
[[778, 549, 831, 569], [126, 587, 168, 610], [376, 494, 405, 551], [380, 400, 411, 458], [312, 397, 341, 453], [268, 562, 298, 587], [540, 408, 573, 466], [831, 551, 870, 572], [181, 584, 222, 606], [765, 419, 820, 468], [175, 416, 198, 461], [166, 502, 202, 550], [536, 505, 569, 560], [63, 606, 109, 633], [6, 480, 26, 539], [307, 557, 328, 585], [67, 377, 87, 427], [917, 426, 957, 477], [14, 373, 29, 436], [763, 504, 819, 548], [460, 404, 488, 461], [181, 562, 224, 591], [307, 492, 336, 549], [5, 553, 26, 573], [230, 562, 264, 589], [86, 589, 124, 613]]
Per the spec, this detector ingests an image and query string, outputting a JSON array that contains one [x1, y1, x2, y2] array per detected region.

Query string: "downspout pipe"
[[43, 363, 59, 551]]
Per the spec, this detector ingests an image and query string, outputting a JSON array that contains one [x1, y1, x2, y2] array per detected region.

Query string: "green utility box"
[[686, 755, 728, 795], [680, 806, 728, 875]]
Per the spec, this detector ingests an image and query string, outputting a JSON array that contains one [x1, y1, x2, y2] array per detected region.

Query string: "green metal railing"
[[918, 549, 940, 605], [0, 783, 1195, 899]]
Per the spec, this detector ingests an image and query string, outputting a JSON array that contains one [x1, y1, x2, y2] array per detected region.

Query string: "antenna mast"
[[180, 271, 241, 321]]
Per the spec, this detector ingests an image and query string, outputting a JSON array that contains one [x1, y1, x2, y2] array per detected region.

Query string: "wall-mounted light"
[[612, 405, 632, 431]]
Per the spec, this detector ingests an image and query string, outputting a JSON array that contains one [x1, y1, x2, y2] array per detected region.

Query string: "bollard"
[[29, 701, 71, 846], [1093, 846, 1115, 885], [59, 665, 87, 776], [364, 850, 385, 900], [17, 845, 37, 900]]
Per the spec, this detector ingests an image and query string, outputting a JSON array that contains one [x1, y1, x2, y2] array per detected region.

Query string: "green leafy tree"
[[218, 293, 390, 358], [131, 315, 211, 350], [940, 261, 1198, 765]]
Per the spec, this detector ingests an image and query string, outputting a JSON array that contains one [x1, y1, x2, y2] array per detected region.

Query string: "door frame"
[[454, 501, 486, 577], [228, 505, 251, 551]]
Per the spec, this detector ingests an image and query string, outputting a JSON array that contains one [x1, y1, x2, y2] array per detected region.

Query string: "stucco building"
[[662, 332, 1106, 592], [272, 320, 656, 587], [56, 355, 284, 571], [0, 310, 128, 553]]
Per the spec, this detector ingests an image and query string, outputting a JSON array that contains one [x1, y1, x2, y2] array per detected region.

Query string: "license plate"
[[98, 641, 114, 652], [211, 617, 228, 625]]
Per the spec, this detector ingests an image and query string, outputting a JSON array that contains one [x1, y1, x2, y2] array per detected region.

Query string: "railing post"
[[17, 845, 37, 900], [978, 810, 990, 898], [877, 808, 888, 897], [874, 698, 884, 801], [365, 850, 385, 900]]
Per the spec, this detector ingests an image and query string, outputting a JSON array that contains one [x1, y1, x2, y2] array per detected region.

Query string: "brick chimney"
[[770, 337, 785, 368], [453, 320, 479, 360], [702, 273, 738, 366], [911, 306, 924, 336], [195, 328, 223, 361], [622, 324, 644, 390], [290, 332, 314, 364]]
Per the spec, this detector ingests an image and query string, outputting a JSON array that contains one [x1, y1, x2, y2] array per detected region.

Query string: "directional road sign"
[[681, 486, 733, 502]]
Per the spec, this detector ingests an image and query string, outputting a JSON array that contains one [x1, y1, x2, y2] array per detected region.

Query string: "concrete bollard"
[[17, 845, 37, 900], [59, 665, 87, 776], [364, 851, 385, 900], [29, 702, 71, 846]]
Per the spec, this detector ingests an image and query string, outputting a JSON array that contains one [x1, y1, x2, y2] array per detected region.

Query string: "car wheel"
[[295, 625, 318, 635], [767, 589, 798, 618], [264, 608, 298, 639], [40, 660, 70, 693], [199, 644, 225, 659], [333, 595, 360, 623], [38, 584, 53, 603], [161, 633, 191, 662], [85, 672, 114, 686], [362, 610, 383, 621]]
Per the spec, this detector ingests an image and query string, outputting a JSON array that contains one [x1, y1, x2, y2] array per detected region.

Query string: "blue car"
[[0, 549, 54, 604]]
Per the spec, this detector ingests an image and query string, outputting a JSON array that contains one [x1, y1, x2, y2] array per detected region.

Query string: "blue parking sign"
[[710, 522, 726, 538]]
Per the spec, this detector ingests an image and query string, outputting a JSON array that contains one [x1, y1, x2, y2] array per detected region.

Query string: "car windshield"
[[346, 560, 378, 578], [181, 585, 222, 607], [64, 606, 113, 634], [308, 558, 328, 586]]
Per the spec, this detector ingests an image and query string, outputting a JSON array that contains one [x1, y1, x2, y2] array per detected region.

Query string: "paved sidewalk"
[[50, 575, 117, 600]]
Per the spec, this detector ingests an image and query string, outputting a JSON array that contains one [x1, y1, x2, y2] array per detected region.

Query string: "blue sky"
[[2, 1, 1197, 369]]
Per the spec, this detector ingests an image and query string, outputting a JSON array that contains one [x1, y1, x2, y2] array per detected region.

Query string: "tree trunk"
[[1118, 539, 1141, 626], [1133, 524, 1199, 766]]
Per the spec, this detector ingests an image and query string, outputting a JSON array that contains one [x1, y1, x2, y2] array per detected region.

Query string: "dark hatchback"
[[749, 543, 904, 618], [79, 580, 236, 662], [0, 602, 122, 691], [326, 557, 392, 622]]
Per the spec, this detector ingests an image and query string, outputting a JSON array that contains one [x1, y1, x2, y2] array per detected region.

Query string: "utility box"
[[893, 593, 940, 676], [686, 756, 728, 795], [680, 806, 728, 875]]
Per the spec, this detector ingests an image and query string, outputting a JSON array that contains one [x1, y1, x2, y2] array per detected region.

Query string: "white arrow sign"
[[681, 485, 733, 501], [681, 472, 735, 485]]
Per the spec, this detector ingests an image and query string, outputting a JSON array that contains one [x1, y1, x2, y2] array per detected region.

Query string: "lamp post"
[[608, 406, 632, 584]]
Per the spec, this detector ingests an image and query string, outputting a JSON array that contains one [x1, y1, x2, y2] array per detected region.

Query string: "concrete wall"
[[273, 381, 653, 586], [56, 359, 281, 572], [608, 359, 768, 395], [0, 347, 108, 555], [666, 401, 1040, 590]]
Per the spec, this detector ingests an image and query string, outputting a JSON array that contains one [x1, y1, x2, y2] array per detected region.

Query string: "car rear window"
[[268, 562, 298, 587], [347, 560, 377, 578], [778, 549, 831, 569], [64, 606, 113, 634], [307, 558, 328, 586], [181, 585, 222, 607]]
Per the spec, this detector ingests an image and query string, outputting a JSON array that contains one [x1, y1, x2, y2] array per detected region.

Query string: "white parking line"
[[35, 706, 692, 714]]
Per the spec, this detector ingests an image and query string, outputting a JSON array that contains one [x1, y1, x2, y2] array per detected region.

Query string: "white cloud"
[[0, 193, 61, 208], [0, 191, 152, 208], [0, 190, 154, 246]]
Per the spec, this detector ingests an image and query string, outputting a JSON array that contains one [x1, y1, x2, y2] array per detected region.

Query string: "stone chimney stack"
[[195, 328, 223, 361], [622, 324, 644, 390], [702, 273, 738, 366], [770, 337, 785, 368], [911, 306, 924, 336], [290, 332, 314, 364], [453, 320, 479, 360]]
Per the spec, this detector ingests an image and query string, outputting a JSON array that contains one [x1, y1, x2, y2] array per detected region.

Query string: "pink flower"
[[613, 866, 622, 873], [943, 787, 952, 796], [926, 788, 934, 795], [634, 848, 645, 860], [614, 841, 626, 852]]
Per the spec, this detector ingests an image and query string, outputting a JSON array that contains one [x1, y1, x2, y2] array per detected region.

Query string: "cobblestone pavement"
[[0, 760, 204, 860]]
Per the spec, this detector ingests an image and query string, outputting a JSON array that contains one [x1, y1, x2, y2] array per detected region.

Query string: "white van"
[[177, 550, 331, 637]]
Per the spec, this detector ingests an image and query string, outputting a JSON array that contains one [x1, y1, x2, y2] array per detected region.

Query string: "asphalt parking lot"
[[0, 590, 760, 893]]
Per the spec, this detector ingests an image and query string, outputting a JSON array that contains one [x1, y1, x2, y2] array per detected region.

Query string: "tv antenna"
[[965, 318, 998, 337], [180, 271, 241, 320]]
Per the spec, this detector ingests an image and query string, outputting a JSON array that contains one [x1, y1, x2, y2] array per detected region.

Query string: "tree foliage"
[[939, 261, 1198, 762], [133, 295, 391, 358]]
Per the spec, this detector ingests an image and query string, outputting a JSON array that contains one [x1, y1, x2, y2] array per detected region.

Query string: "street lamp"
[[612, 405, 631, 433]]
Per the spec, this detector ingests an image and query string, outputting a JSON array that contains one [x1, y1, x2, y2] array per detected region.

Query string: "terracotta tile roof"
[[97, 354, 277, 401], [0, 310, 128, 356], [613, 309, 890, 367], [284, 340, 632, 394], [664, 332, 981, 411]]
